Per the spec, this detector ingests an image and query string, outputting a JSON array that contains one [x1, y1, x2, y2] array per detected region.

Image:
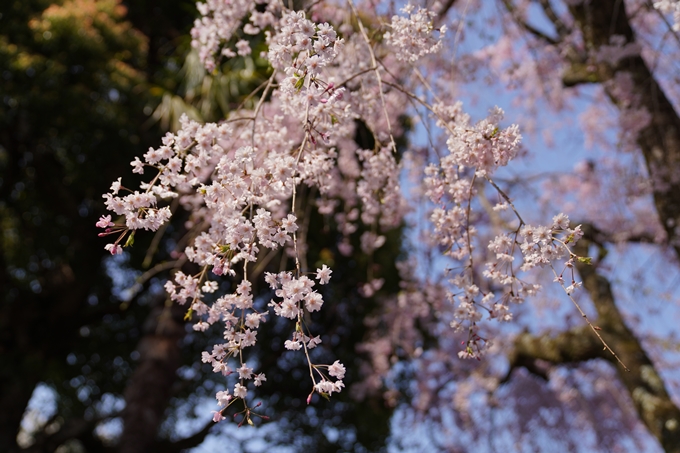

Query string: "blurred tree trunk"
[[563, 0, 680, 255], [0, 260, 91, 452], [0, 374, 39, 452], [118, 297, 186, 453]]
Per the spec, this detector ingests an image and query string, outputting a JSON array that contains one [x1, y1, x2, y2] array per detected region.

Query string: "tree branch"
[[509, 233, 680, 452], [578, 222, 658, 247], [564, 1, 680, 260], [577, 238, 680, 452], [156, 419, 216, 453], [502, 0, 560, 45], [436, 0, 458, 21], [536, 0, 570, 39], [504, 324, 603, 383]]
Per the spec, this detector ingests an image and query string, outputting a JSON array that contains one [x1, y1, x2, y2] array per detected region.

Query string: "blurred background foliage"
[[0, 1, 402, 452]]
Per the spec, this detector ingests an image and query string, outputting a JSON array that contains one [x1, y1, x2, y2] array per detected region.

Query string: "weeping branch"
[[156, 419, 216, 453], [507, 227, 680, 453], [501, 0, 561, 45]]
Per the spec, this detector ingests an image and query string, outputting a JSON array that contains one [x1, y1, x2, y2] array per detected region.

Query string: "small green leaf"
[[295, 75, 305, 92], [124, 231, 135, 247], [577, 256, 592, 265], [184, 308, 193, 321], [330, 115, 338, 125]]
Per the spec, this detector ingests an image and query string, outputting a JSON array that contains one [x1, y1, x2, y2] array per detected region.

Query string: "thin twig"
[[549, 265, 630, 372], [348, 0, 398, 153], [485, 175, 525, 226]]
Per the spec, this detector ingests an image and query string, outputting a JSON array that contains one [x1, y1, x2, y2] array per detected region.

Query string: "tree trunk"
[[565, 0, 680, 255], [118, 297, 186, 453]]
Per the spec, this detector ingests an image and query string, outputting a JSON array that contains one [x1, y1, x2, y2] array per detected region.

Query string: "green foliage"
[[0, 0, 178, 449], [576, 256, 592, 265], [0, 0, 148, 289]]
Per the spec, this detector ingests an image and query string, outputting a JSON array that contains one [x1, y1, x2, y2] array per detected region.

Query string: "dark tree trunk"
[[118, 298, 186, 453], [0, 373, 39, 453]]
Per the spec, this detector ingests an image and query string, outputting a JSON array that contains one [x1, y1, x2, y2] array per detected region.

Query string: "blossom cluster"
[[447, 214, 582, 360], [96, 5, 363, 420], [422, 101, 582, 358], [261, 10, 355, 154], [191, 0, 260, 71], [442, 105, 522, 177], [384, 4, 446, 63], [267, 10, 343, 73], [98, 0, 588, 421], [96, 115, 229, 254], [96, 107, 347, 415], [654, 0, 680, 31]]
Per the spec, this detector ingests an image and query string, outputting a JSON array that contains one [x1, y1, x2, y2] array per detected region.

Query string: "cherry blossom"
[[97, 0, 588, 423]]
